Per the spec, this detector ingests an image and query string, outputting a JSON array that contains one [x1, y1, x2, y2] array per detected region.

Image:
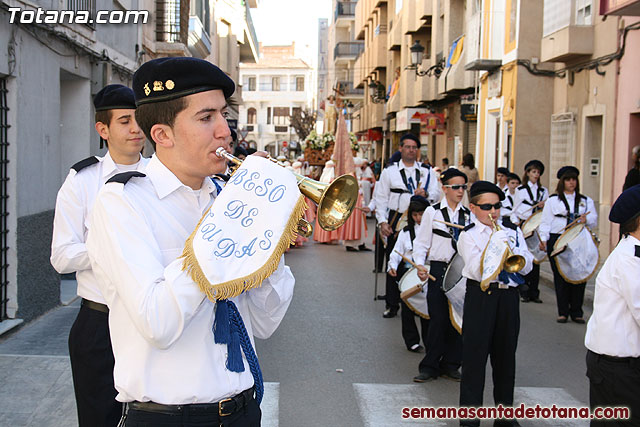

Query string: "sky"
[[251, 0, 331, 67]]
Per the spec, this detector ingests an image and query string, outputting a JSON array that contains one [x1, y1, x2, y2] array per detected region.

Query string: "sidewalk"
[[0, 301, 79, 426]]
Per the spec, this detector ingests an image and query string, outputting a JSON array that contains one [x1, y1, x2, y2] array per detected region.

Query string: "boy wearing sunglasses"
[[457, 181, 533, 426], [412, 168, 470, 383]]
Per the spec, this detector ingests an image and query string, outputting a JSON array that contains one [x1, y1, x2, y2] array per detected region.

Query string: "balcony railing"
[[335, 1, 357, 21], [67, 0, 96, 29], [334, 42, 365, 59], [337, 80, 364, 96], [156, 0, 188, 43]]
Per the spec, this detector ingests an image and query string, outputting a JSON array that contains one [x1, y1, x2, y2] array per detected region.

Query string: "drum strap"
[[558, 194, 581, 225], [399, 167, 421, 194], [523, 184, 545, 212]]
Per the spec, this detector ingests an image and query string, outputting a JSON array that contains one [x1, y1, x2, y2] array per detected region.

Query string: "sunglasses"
[[443, 184, 468, 190], [474, 202, 502, 211]]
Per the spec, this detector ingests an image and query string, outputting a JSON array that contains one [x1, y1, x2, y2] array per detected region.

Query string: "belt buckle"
[[218, 397, 234, 417], [498, 283, 509, 289]]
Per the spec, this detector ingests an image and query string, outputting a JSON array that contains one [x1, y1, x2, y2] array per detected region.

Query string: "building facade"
[[239, 44, 314, 156]]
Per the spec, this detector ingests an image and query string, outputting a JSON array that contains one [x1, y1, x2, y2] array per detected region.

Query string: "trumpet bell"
[[503, 252, 526, 273], [297, 174, 359, 231]]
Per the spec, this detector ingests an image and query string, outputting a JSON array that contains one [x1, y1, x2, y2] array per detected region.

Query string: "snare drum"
[[442, 254, 466, 333], [398, 267, 429, 319], [551, 223, 599, 284]]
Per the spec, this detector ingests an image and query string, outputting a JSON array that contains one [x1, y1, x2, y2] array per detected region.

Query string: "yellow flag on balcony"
[[447, 35, 465, 67]]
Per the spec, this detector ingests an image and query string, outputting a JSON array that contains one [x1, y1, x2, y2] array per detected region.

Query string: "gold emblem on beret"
[[153, 81, 164, 92], [166, 80, 175, 90], [144, 83, 151, 96]]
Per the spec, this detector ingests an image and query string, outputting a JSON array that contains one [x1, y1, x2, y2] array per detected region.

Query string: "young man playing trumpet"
[[86, 57, 295, 426], [458, 181, 533, 427], [412, 168, 471, 382]]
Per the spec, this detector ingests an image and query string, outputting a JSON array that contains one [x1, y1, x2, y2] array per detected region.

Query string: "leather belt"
[[128, 388, 254, 417], [81, 298, 109, 313], [589, 350, 640, 365], [467, 279, 512, 290]]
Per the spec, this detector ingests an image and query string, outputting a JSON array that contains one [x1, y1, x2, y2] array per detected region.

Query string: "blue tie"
[[213, 300, 264, 404], [408, 177, 415, 194]]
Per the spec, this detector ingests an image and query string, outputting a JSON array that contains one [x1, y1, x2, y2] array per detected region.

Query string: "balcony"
[[337, 80, 365, 97], [155, 0, 190, 56], [354, 53, 365, 87], [187, 16, 211, 58], [355, 0, 365, 40], [334, 42, 365, 64], [367, 30, 387, 74], [388, 17, 402, 51], [240, 0, 260, 63], [600, 0, 640, 15], [540, 25, 594, 63], [335, 1, 357, 27]]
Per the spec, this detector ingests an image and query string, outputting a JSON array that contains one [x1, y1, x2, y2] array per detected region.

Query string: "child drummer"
[[458, 181, 534, 427], [388, 195, 431, 352]]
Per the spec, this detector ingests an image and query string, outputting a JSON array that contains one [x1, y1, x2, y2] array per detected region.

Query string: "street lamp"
[[407, 40, 444, 78]]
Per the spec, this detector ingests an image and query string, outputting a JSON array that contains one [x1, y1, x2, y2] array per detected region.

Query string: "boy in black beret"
[[585, 184, 640, 425], [496, 167, 510, 192], [85, 58, 295, 426], [457, 181, 533, 426], [51, 83, 147, 426]]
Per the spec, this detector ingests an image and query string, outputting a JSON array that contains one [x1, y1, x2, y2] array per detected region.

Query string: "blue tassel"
[[498, 270, 525, 285], [213, 300, 230, 344], [226, 318, 245, 372]]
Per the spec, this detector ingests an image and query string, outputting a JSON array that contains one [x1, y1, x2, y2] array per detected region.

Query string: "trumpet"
[[489, 214, 526, 273], [215, 148, 359, 237]]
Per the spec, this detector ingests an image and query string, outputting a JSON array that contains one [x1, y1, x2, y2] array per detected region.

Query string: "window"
[[576, 0, 592, 25], [549, 112, 576, 188], [273, 107, 290, 126], [543, 0, 571, 36], [272, 77, 281, 92], [267, 107, 271, 124], [508, 0, 518, 45], [246, 76, 256, 91], [296, 77, 304, 91], [247, 108, 257, 124]]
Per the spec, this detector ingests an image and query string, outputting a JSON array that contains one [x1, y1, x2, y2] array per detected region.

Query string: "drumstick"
[[433, 219, 466, 229], [561, 211, 590, 232], [394, 250, 436, 281], [521, 201, 545, 214]]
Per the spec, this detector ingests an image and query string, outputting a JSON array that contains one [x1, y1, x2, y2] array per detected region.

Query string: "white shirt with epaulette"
[[50, 152, 148, 304], [585, 235, 640, 357], [538, 192, 597, 242], [413, 200, 470, 265], [512, 181, 549, 223], [85, 154, 295, 404], [373, 160, 441, 224]]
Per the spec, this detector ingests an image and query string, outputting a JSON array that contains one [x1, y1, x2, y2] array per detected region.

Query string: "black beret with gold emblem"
[[133, 57, 235, 106], [470, 180, 506, 201], [440, 167, 468, 184], [93, 84, 136, 112]]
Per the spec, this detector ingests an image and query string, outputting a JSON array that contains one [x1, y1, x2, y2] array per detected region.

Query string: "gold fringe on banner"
[[180, 195, 308, 301], [479, 244, 509, 292]]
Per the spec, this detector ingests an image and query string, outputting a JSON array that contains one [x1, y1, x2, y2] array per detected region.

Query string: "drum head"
[[525, 231, 547, 264], [551, 223, 585, 257], [555, 227, 599, 284], [442, 254, 464, 292], [395, 211, 408, 232], [445, 277, 466, 334], [521, 210, 543, 238], [398, 267, 429, 319]]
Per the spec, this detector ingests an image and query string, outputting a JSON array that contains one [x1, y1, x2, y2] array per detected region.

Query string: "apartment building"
[[239, 44, 314, 156], [352, 0, 478, 166]]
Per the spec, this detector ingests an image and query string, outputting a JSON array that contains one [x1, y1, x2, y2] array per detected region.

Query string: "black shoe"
[[372, 268, 384, 273], [521, 297, 530, 303], [358, 244, 372, 252], [557, 316, 568, 323], [531, 297, 543, 303], [382, 309, 397, 318], [441, 370, 462, 382], [408, 344, 424, 353], [572, 317, 586, 324], [346, 246, 359, 252], [413, 372, 438, 383]]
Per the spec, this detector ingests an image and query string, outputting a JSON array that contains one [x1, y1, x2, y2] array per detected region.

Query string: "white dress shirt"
[[538, 192, 597, 242], [412, 199, 470, 265], [458, 219, 533, 287], [585, 235, 640, 357], [373, 160, 441, 224], [50, 152, 148, 304], [512, 181, 549, 223], [388, 225, 418, 271], [500, 189, 518, 223], [86, 155, 295, 404]]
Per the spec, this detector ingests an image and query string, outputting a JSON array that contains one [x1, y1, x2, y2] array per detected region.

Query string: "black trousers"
[[418, 261, 462, 376], [384, 232, 400, 311], [460, 282, 520, 427], [124, 398, 262, 426], [68, 304, 122, 427], [586, 350, 640, 426], [396, 264, 430, 349], [548, 233, 586, 318], [520, 262, 540, 299]]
